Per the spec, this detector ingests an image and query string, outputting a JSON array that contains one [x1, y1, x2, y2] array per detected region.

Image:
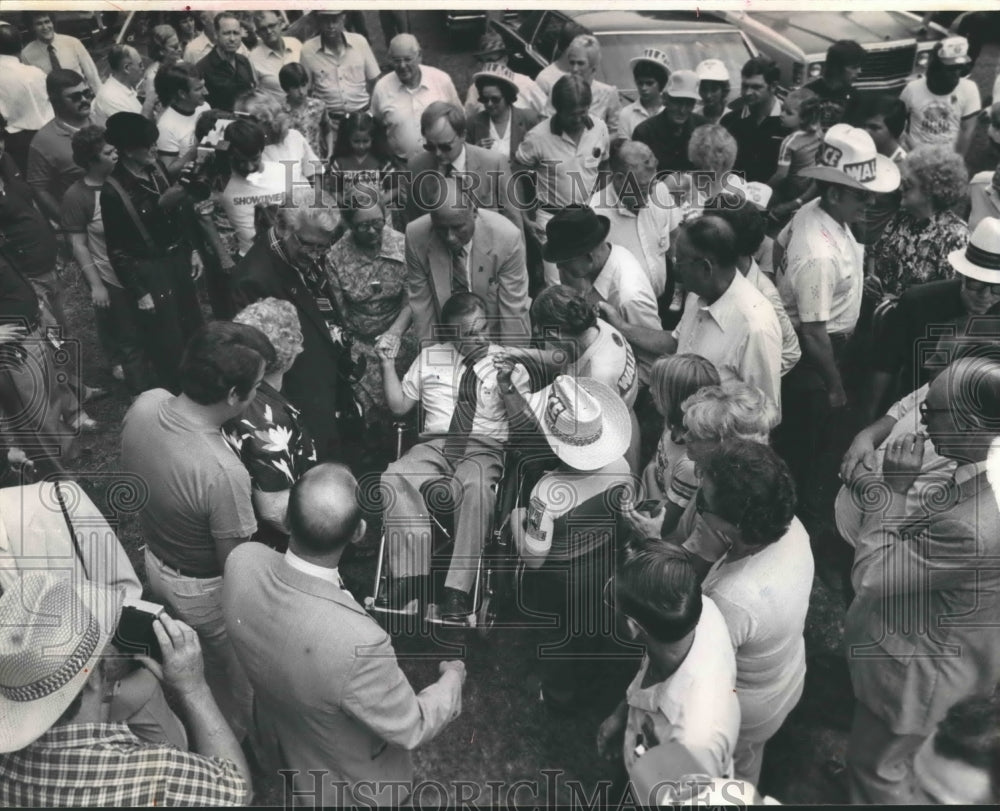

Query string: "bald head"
[[388, 34, 421, 85], [611, 140, 658, 175], [287, 464, 364, 556]]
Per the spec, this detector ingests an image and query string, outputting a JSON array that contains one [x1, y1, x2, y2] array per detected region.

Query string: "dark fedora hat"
[[543, 205, 611, 263], [104, 112, 159, 151]]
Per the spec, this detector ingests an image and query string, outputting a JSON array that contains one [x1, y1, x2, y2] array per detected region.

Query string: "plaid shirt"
[[0, 723, 247, 807]]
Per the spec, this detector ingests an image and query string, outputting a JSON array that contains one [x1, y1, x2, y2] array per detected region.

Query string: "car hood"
[[743, 10, 941, 55]]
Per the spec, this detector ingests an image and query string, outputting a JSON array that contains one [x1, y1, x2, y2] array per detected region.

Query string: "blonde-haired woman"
[[235, 93, 321, 182]]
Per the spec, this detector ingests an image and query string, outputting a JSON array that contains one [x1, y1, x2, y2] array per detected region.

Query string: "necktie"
[[443, 164, 454, 178], [443, 346, 487, 462], [47, 44, 61, 71], [451, 247, 468, 294]]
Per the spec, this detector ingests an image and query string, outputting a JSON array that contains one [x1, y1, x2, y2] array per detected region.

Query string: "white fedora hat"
[[527, 375, 631, 470], [0, 571, 123, 752], [949, 217, 1000, 285], [800, 123, 900, 194]]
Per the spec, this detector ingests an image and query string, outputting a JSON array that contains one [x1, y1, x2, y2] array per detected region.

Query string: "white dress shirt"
[[590, 182, 681, 298], [371, 66, 461, 161], [0, 55, 52, 132], [285, 549, 345, 590], [21, 34, 102, 93], [92, 75, 142, 125], [673, 271, 784, 418], [592, 244, 662, 384]]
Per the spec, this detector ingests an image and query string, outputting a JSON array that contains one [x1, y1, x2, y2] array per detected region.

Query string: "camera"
[[178, 114, 239, 201], [113, 597, 166, 661]]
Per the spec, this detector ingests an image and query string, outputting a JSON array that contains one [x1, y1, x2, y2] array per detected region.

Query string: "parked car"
[[490, 10, 757, 104], [717, 10, 949, 93]]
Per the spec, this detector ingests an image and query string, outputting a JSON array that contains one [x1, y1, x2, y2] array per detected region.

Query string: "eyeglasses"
[[353, 219, 385, 232], [66, 89, 95, 103], [962, 277, 1000, 296], [423, 135, 460, 154], [292, 232, 329, 257]]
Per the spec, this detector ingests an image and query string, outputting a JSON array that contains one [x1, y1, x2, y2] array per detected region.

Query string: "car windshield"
[[596, 30, 750, 102]]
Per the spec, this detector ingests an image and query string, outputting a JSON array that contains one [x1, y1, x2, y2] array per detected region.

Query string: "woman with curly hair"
[[224, 297, 317, 549], [697, 439, 813, 784], [870, 145, 969, 299], [676, 123, 739, 216]]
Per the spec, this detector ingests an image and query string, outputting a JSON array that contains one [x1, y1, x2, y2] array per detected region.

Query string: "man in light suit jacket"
[[406, 177, 531, 343], [844, 355, 1000, 804], [403, 101, 523, 232], [223, 463, 466, 807]]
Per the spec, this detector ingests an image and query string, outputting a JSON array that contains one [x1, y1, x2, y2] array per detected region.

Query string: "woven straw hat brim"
[[0, 579, 122, 753], [528, 376, 632, 470]]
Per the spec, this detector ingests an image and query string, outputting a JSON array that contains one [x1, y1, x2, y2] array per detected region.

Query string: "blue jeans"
[[144, 548, 252, 740]]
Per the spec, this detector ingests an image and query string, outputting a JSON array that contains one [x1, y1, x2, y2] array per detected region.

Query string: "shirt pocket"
[[341, 63, 366, 85]]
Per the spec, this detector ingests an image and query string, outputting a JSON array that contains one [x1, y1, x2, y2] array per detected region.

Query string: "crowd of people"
[[1, 8, 1000, 806]]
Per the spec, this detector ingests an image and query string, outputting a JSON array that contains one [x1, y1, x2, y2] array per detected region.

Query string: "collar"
[[376, 226, 406, 263], [888, 145, 906, 162], [744, 257, 762, 285], [53, 117, 88, 136], [608, 184, 643, 218], [550, 114, 594, 137], [697, 271, 748, 331], [210, 46, 239, 64], [450, 145, 467, 174], [318, 32, 350, 54], [285, 549, 343, 587], [106, 75, 136, 95], [30, 722, 137, 750], [954, 459, 989, 485], [396, 69, 427, 94], [740, 96, 782, 120]]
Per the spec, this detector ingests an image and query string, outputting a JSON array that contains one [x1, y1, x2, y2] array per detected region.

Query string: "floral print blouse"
[[283, 98, 327, 161], [871, 209, 969, 299], [224, 382, 317, 492]]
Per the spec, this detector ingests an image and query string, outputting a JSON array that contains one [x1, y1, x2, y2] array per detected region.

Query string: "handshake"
[[374, 332, 401, 361]]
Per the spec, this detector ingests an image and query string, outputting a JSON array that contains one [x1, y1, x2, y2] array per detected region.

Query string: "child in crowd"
[[767, 88, 824, 222], [853, 94, 909, 248], [278, 62, 329, 162], [328, 112, 396, 208], [641, 354, 720, 507]]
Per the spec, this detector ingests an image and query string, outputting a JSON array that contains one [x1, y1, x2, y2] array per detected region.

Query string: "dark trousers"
[[93, 283, 141, 370], [773, 332, 859, 525], [128, 253, 203, 395], [4, 130, 36, 174], [526, 539, 621, 696], [200, 254, 236, 320]]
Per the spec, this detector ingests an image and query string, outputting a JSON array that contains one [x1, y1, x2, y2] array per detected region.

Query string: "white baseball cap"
[[696, 58, 730, 83], [937, 36, 972, 66], [664, 70, 700, 101]]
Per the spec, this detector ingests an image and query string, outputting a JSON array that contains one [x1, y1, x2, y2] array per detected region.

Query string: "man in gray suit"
[[406, 177, 530, 343], [402, 101, 523, 231], [222, 464, 465, 806], [844, 354, 1000, 803]]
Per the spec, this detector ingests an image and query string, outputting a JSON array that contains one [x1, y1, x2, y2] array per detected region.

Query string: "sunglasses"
[[66, 89, 95, 103], [963, 277, 1000, 296]]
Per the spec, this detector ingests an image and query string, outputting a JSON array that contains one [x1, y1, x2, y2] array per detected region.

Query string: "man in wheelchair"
[[376, 292, 530, 619]]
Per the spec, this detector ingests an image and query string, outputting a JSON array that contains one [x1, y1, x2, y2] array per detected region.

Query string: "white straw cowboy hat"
[[949, 217, 1000, 285], [527, 375, 631, 470], [0, 571, 124, 752], [800, 123, 901, 194]]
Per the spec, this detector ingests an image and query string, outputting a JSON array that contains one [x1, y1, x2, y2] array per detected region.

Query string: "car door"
[[490, 11, 542, 77]]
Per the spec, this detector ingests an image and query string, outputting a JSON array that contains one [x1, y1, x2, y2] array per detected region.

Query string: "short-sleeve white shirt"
[[156, 103, 211, 156], [92, 75, 141, 125], [775, 198, 864, 334], [300, 33, 379, 113], [0, 55, 52, 132], [592, 244, 662, 384], [900, 76, 981, 149], [371, 66, 461, 161], [624, 596, 740, 777], [400, 343, 528, 438], [745, 259, 801, 375], [220, 160, 308, 256], [249, 37, 303, 102], [515, 117, 609, 210], [672, 271, 784, 418], [589, 182, 681, 298]]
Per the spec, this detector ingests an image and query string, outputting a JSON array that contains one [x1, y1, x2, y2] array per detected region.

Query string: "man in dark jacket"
[[230, 198, 348, 460]]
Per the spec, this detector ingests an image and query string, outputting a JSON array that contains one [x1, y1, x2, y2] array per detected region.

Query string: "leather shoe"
[[438, 587, 472, 620]]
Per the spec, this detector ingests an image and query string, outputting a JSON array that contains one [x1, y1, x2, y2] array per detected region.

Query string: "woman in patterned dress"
[[325, 185, 415, 442], [870, 145, 969, 299]]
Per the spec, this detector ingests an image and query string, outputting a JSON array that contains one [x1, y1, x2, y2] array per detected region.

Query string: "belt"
[[147, 548, 220, 580]]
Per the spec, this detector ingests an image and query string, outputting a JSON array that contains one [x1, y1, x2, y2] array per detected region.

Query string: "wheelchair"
[[365, 421, 551, 636]]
